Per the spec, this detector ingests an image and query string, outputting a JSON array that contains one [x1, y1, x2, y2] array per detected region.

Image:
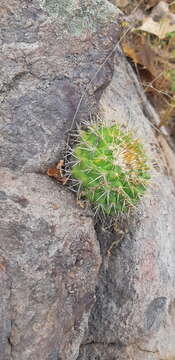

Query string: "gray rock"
[[0, 0, 120, 172], [78, 54, 175, 359], [0, 169, 101, 360], [0, 2, 119, 356], [1, 0, 175, 360]]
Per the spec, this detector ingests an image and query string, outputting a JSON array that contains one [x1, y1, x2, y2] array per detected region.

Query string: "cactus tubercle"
[[71, 124, 150, 215]]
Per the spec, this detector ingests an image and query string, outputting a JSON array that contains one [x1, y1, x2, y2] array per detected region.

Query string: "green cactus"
[[70, 124, 150, 215]]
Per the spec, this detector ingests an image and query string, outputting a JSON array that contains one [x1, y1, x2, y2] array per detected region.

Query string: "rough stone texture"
[[1, 0, 175, 360], [0, 170, 101, 360], [0, 0, 121, 359], [78, 53, 175, 360], [0, 0, 120, 172]]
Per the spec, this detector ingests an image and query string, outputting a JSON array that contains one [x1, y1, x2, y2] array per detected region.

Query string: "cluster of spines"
[[70, 124, 150, 216]]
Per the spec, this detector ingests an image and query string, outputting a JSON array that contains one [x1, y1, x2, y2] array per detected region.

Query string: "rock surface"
[[1, 1, 175, 360], [0, 0, 120, 358], [78, 54, 175, 360], [0, 0, 120, 172], [0, 169, 101, 360]]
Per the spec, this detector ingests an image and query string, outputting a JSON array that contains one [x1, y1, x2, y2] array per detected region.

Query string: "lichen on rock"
[[40, 0, 120, 36]]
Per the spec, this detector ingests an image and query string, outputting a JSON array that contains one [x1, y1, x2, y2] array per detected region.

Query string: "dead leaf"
[[138, 1, 175, 39], [56, 159, 65, 177], [158, 96, 175, 128], [76, 200, 86, 208], [47, 160, 69, 184], [158, 134, 175, 186], [122, 36, 158, 77], [122, 42, 140, 64], [139, 17, 175, 39]]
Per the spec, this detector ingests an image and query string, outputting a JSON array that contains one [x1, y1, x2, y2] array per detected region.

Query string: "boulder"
[[0, 0, 175, 360], [78, 52, 175, 360], [0, 0, 120, 358], [0, 170, 100, 360]]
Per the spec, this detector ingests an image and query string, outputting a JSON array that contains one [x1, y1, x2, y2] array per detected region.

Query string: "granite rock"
[[0, 0, 120, 172], [1, 0, 175, 359], [0, 170, 101, 360], [78, 53, 175, 360], [0, 0, 120, 358]]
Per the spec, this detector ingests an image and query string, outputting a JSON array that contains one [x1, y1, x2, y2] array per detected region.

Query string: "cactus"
[[70, 124, 150, 216]]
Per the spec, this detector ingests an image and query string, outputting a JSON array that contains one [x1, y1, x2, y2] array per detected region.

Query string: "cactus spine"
[[70, 124, 150, 215]]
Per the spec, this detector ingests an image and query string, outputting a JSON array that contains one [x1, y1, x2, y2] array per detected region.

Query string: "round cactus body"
[[71, 124, 150, 215]]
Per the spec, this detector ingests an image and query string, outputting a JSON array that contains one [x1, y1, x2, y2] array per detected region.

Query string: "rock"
[[0, 0, 121, 172], [109, 0, 129, 8], [0, 169, 101, 360], [0, 256, 11, 360], [0, 1, 121, 358], [1, 0, 175, 359], [77, 53, 175, 359]]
